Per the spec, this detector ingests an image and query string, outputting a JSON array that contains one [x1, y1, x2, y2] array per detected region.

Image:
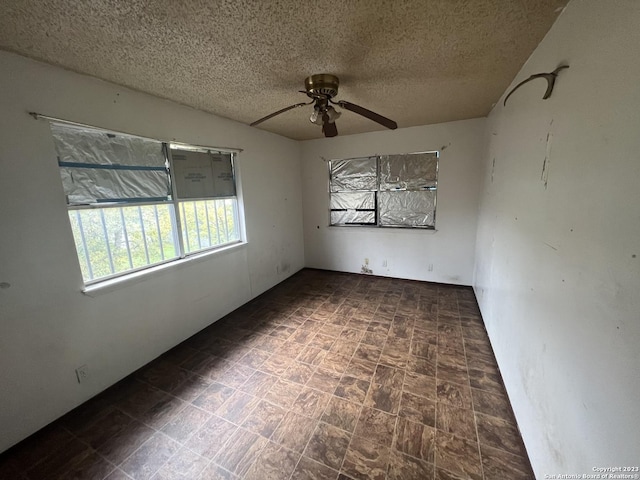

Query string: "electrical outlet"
[[75, 364, 89, 383]]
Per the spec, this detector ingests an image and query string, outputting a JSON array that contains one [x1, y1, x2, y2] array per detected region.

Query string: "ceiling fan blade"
[[250, 102, 309, 127], [322, 114, 338, 137], [336, 100, 398, 130]]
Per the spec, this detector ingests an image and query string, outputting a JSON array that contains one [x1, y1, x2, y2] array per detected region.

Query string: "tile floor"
[[0, 269, 534, 480]]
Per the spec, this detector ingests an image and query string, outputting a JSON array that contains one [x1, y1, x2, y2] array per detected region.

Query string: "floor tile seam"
[[388, 435, 437, 472], [212, 424, 271, 477], [473, 420, 530, 465], [290, 454, 340, 480], [215, 392, 264, 428], [283, 414, 331, 480], [149, 434, 215, 480], [59, 409, 141, 463], [206, 460, 239, 479], [163, 438, 220, 477], [459, 317, 533, 476], [377, 292, 404, 480], [473, 407, 519, 429], [111, 429, 177, 479], [324, 325, 372, 480], [476, 438, 530, 467], [433, 308, 443, 480], [40, 432, 113, 480], [458, 296, 487, 480], [130, 374, 185, 399]]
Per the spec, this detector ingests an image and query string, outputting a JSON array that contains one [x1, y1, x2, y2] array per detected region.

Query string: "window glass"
[[179, 199, 240, 254], [67, 204, 178, 282]]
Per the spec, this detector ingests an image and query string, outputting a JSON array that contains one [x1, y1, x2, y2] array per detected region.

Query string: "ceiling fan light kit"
[[251, 74, 398, 137]]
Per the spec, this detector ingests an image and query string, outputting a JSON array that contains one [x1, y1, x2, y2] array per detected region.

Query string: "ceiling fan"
[[250, 74, 398, 137]]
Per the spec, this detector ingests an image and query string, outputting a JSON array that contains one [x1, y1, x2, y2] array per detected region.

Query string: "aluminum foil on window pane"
[[330, 192, 375, 210], [379, 190, 435, 227], [330, 157, 377, 192], [379, 153, 437, 190], [331, 210, 376, 225]]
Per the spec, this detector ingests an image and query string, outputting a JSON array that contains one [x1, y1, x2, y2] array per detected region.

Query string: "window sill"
[[329, 225, 438, 233], [82, 241, 247, 297]]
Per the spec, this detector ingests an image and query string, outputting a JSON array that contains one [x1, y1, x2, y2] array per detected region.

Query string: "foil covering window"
[[379, 191, 436, 227], [329, 152, 438, 229], [171, 149, 236, 199], [330, 157, 377, 192], [329, 157, 377, 226], [51, 123, 169, 205], [380, 153, 437, 190]]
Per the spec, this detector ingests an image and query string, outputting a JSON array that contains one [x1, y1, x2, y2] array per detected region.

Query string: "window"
[[329, 151, 438, 228], [51, 122, 242, 284]]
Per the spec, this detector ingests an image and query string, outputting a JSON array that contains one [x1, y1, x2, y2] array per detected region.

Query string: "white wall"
[[0, 51, 304, 453], [474, 0, 640, 476], [301, 119, 485, 285]]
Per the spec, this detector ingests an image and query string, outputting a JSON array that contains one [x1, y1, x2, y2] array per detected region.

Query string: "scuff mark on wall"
[[544, 242, 558, 251], [541, 132, 553, 189], [361, 258, 373, 274], [491, 157, 496, 183]]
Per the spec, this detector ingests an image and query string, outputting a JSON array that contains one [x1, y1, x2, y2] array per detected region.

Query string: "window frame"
[[328, 151, 439, 229], [50, 121, 244, 286], [165, 143, 242, 259]]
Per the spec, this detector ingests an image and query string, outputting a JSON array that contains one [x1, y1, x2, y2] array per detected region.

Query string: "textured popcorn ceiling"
[[0, 0, 567, 140]]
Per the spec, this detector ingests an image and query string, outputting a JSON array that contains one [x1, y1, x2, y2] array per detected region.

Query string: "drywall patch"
[[541, 133, 553, 189]]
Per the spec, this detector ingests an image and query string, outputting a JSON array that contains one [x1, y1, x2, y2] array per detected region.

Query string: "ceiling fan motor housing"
[[305, 74, 339, 98]]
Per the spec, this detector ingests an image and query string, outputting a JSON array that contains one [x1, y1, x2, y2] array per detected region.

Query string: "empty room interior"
[[0, 0, 638, 479]]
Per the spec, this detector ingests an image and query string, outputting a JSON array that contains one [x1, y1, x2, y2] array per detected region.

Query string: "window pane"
[[68, 204, 178, 282], [379, 190, 436, 227], [379, 153, 437, 190], [180, 199, 240, 254], [330, 192, 375, 210], [331, 210, 376, 225], [172, 149, 235, 198], [330, 157, 377, 192]]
